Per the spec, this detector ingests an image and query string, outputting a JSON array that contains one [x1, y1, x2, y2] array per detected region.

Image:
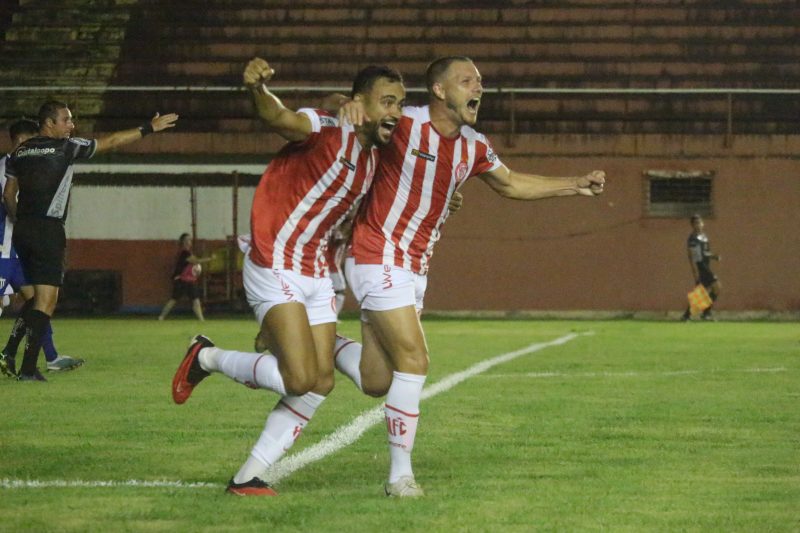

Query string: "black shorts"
[[698, 266, 718, 288], [172, 279, 199, 300], [13, 217, 66, 286]]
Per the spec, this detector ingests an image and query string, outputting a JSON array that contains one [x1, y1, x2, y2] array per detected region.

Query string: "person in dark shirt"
[[681, 214, 721, 321], [158, 232, 212, 321], [0, 119, 84, 377], [3, 100, 178, 381]]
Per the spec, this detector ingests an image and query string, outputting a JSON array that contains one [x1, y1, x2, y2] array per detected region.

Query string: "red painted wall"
[[55, 134, 799, 312]]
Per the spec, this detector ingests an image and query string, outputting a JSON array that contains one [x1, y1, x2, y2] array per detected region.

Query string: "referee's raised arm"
[[94, 112, 179, 153]]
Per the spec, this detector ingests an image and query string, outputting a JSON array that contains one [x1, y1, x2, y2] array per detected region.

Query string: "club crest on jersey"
[[454, 161, 469, 184], [338, 156, 355, 171], [411, 148, 436, 162]]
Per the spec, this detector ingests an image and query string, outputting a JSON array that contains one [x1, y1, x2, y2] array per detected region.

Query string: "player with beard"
[[172, 57, 405, 496], [331, 56, 606, 496]]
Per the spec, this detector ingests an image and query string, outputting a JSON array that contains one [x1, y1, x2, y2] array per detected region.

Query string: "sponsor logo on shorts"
[[339, 156, 356, 171], [412, 148, 436, 162], [382, 265, 393, 289], [272, 270, 296, 301]]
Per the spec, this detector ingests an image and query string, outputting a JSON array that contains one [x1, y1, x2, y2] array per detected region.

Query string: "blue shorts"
[[0, 257, 29, 296]]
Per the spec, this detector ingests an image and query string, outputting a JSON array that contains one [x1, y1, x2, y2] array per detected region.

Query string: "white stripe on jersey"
[[271, 129, 350, 272], [380, 118, 422, 267], [418, 137, 464, 273], [397, 131, 439, 271], [0, 156, 12, 259], [46, 165, 75, 218]]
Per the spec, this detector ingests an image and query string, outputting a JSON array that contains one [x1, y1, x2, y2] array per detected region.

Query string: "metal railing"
[[2, 85, 799, 145]]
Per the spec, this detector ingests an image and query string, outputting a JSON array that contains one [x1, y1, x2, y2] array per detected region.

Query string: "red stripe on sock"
[[385, 403, 419, 418], [333, 340, 355, 360], [279, 400, 311, 422], [251, 354, 266, 387]]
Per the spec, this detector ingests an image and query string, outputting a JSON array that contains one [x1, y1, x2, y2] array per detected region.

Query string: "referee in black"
[[3, 100, 178, 380]]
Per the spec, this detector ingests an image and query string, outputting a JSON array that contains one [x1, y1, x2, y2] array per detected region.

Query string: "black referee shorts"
[[13, 217, 67, 286], [698, 266, 718, 288]]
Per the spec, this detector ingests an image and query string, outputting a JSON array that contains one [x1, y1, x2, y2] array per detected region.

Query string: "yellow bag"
[[687, 284, 712, 316]]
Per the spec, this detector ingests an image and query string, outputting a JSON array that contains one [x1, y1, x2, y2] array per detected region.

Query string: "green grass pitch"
[[1, 318, 797, 532]]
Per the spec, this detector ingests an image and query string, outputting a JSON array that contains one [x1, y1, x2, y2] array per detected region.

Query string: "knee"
[[397, 349, 429, 376], [283, 372, 316, 396], [309, 365, 335, 396], [282, 360, 318, 396]]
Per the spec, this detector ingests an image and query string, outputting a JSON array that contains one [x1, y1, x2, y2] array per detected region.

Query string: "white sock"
[[384, 371, 426, 483], [199, 347, 287, 396], [233, 392, 326, 484], [334, 335, 363, 391]]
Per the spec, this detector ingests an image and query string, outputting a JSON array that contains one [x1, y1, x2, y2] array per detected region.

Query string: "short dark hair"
[[690, 214, 702, 223], [351, 65, 403, 98], [179, 232, 191, 244], [8, 118, 39, 141], [425, 56, 473, 93], [38, 100, 69, 126]]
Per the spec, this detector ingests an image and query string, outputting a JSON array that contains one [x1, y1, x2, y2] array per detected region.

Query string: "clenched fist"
[[243, 57, 275, 89], [576, 170, 606, 196]]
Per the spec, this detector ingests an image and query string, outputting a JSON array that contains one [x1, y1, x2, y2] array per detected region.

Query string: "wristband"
[[138, 123, 155, 137]]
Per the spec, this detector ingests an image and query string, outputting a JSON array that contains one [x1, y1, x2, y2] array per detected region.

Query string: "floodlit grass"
[[1, 318, 798, 532]]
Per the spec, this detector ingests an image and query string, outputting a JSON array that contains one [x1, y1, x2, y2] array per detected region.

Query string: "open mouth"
[[379, 118, 397, 134], [466, 98, 481, 113]]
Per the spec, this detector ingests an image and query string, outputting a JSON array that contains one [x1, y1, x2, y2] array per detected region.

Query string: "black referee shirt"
[[4, 136, 97, 222]]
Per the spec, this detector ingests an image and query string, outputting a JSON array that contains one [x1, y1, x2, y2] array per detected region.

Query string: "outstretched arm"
[[95, 112, 179, 154], [479, 164, 605, 200], [244, 57, 312, 142]]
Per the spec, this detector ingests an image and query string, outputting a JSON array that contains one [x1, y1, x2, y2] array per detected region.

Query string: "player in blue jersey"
[[0, 119, 84, 377]]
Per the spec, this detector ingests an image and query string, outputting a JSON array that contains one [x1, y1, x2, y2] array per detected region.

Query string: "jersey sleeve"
[[297, 108, 339, 133], [67, 137, 98, 161], [471, 136, 503, 176]]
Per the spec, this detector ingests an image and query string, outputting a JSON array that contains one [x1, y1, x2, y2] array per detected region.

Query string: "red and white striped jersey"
[[352, 105, 502, 274], [249, 108, 378, 278]]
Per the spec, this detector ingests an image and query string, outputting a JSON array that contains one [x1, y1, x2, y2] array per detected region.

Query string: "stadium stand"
[[1, 0, 798, 137]]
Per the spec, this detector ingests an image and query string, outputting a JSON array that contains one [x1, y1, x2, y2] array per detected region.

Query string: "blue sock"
[[42, 323, 58, 363]]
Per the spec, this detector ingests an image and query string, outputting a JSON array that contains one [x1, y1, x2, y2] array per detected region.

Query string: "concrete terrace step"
[[94, 40, 800, 63], [128, 22, 800, 43], [22, 0, 800, 6], [16, 6, 797, 25]]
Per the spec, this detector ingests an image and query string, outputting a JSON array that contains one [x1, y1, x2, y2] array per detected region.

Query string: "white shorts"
[[243, 255, 337, 326], [345, 259, 427, 314]]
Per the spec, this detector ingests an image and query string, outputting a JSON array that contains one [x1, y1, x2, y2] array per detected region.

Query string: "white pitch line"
[[483, 366, 789, 380], [264, 331, 589, 483], [0, 478, 223, 489], [1, 331, 589, 491]]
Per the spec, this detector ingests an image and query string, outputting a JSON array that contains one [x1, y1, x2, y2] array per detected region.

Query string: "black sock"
[[19, 309, 50, 376], [3, 298, 34, 357]]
